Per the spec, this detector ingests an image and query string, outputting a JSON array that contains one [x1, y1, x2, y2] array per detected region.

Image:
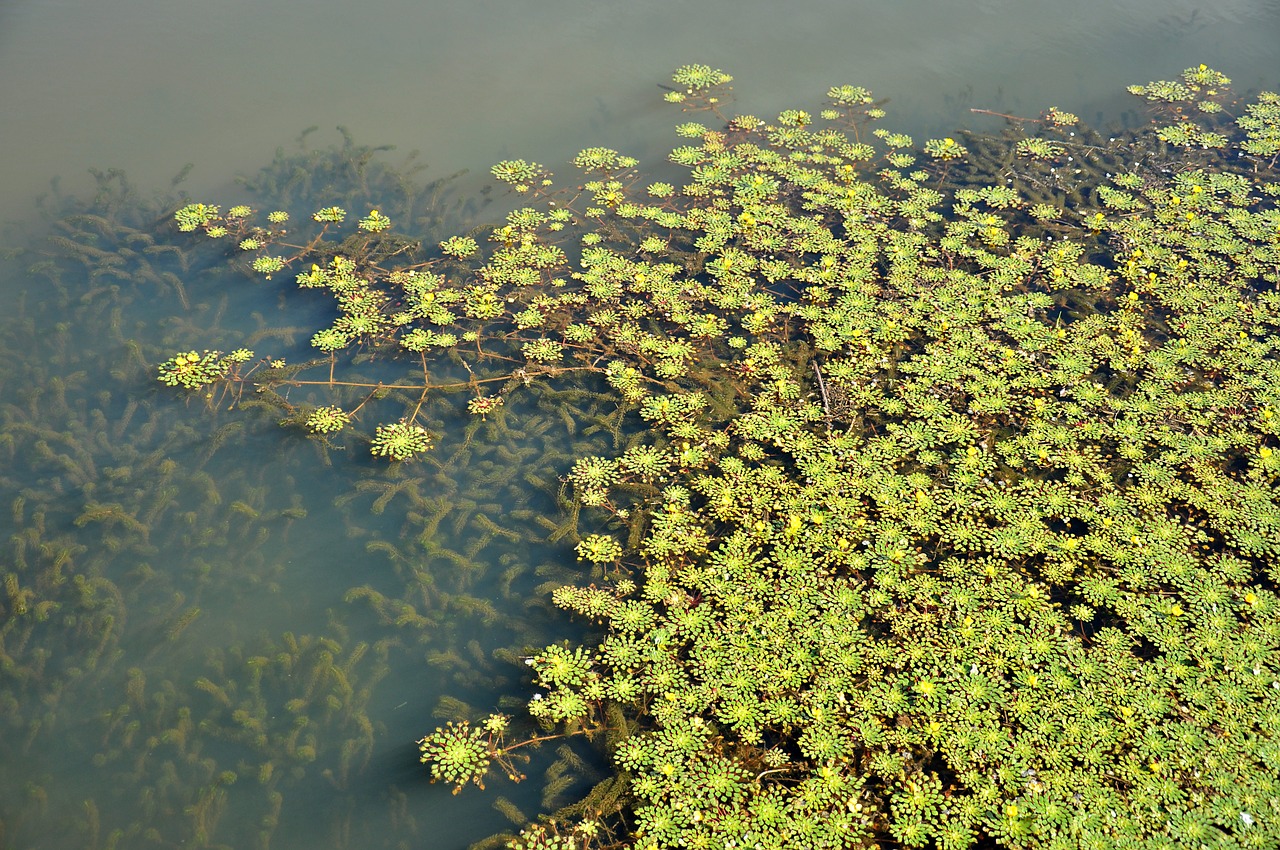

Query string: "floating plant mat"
[[5, 63, 1280, 850]]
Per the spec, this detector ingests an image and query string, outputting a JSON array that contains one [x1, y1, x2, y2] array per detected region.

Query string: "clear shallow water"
[[1, 1, 1278, 848]]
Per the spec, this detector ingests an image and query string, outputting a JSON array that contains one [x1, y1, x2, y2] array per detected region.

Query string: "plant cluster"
[[162, 64, 1280, 849], [156, 348, 252, 390], [369, 421, 434, 461], [418, 720, 494, 792]]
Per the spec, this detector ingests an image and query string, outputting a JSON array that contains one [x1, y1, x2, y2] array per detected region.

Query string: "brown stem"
[[347, 386, 382, 418], [243, 365, 612, 393], [813, 360, 832, 419], [495, 730, 574, 755], [970, 108, 1043, 124], [408, 351, 431, 423]]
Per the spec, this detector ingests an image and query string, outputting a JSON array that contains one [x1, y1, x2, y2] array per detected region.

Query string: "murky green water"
[[2, 1, 1279, 848]]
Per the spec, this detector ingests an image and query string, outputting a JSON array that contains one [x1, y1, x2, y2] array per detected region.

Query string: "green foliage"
[[369, 422, 433, 461], [156, 349, 250, 390], [251, 255, 286, 277], [1042, 106, 1078, 126], [1016, 137, 1065, 159], [174, 202, 220, 232], [568, 456, 620, 507], [576, 534, 623, 564], [492, 159, 546, 191], [924, 137, 967, 160], [440, 235, 479, 258], [304, 405, 349, 434], [573, 147, 638, 172], [671, 64, 732, 92], [466, 394, 504, 419], [1239, 91, 1280, 159], [417, 721, 492, 792], [357, 208, 391, 232], [162, 64, 1280, 850], [312, 206, 346, 222]]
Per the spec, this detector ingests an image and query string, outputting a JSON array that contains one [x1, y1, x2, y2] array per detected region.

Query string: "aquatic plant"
[[305, 404, 350, 434], [575, 534, 623, 564], [156, 348, 253, 390], [153, 63, 1280, 850], [370, 421, 434, 461], [418, 720, 492, 792]]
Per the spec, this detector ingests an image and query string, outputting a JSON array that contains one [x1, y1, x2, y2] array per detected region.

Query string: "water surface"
[[1, 1, 1278, 848]]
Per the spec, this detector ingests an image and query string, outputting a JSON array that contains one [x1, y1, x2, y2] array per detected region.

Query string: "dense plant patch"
[[164, 64, 1280, 849]]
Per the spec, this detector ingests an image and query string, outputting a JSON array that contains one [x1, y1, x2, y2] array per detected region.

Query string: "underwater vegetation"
[[10, 61, 1280, 849], [0, 133, 613, 849]]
